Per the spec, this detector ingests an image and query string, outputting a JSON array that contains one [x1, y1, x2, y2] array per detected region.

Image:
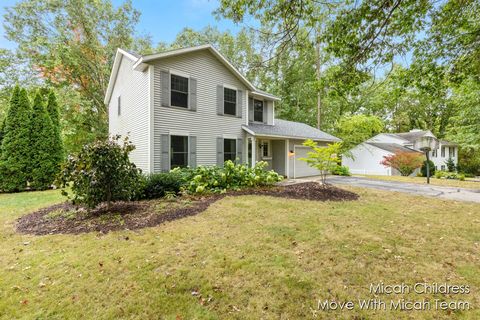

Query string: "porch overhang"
[[242, 119, 341, 143]]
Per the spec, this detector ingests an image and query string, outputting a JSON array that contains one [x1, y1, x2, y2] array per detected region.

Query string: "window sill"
[[262, 157, 272, 160], [163, 105, 196, 112], [220, 113, 238, 118]]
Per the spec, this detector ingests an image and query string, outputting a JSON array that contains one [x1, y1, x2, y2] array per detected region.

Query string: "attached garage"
[[293, 145, 320, 178], [242, 119, 341, 179]]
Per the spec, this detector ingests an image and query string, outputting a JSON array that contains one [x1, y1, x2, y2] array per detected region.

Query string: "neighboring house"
[[343, 129, 458, 176], [105, 44, 340, 178]]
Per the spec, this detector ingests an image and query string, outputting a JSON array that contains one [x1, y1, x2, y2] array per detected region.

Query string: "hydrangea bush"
[[171, 160, 283, 194]]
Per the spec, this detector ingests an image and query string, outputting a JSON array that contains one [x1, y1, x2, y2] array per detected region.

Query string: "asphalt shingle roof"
[[392, 130, 429, 143], [366, 142, 422, 154], [243, 119, 341, 142]]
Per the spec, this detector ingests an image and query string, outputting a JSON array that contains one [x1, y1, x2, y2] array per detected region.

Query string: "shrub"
[[141, 172, 183, 199], [458, 173, 465, 181], [380, 151, 424, 176], [420, 160, 436, 177], [434, 171, 462, 180], [56, 135, 142, 209], [331, 165, 351, 176], [172, 160, 282, 194]]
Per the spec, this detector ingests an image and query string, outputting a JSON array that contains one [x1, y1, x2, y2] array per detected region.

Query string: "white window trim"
[[169, 134, 190, 168], [223, 85, 238, 116], [223, 83, 238, 90], [169, 70, 190, 109], [260, 139, 271, 159], [169, 130, 190, 136], [253, 98, 265, 123], [223, 134, 238, 140]]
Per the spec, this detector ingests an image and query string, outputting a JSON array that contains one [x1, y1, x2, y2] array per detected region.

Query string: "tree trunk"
[[315, 30, 322, 130]]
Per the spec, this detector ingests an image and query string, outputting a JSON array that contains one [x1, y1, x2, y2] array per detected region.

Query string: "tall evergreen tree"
[[0, 116, 5, 150], [30, 91, 56, 190], [0, 86, 32, 192], [46, 90, 64, 169]]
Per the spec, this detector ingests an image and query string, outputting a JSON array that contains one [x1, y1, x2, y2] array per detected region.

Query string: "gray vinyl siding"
[[153, 50, 247, 171], [271, 140, 286, 176], [108, 56, 150, 173]]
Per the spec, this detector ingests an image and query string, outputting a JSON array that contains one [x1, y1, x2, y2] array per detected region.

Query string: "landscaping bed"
[[16, 182, 358, 235]]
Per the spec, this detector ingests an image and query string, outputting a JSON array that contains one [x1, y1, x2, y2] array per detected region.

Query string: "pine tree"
[[30, 92, 56, 190], [0, 86, 32, 192], [46, 90, 64, 169]]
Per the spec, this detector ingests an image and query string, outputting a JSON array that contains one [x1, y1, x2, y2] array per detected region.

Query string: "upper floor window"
[[224, 87, 237, 115], [170, 135, 188, 168], [449, 147, 455, 158], [117, 96, 121, 116], [224, 138, 236, 162], [171, 74, 189, 108], [254, 100, 263, 122], [441, 147, 445, 157]]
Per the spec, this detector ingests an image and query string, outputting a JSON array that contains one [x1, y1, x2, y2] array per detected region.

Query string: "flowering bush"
[[171, 160, 283, 194]]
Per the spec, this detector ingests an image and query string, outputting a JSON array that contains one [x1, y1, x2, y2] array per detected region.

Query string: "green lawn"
[[1, 187, 479, 319], [354, 174, 480, 189]]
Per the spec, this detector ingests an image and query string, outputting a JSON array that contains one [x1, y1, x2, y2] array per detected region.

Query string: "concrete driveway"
[[322, 176, 480, 203]]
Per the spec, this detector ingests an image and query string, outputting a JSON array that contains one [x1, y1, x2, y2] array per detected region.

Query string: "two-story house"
[[342, 129, 458, 175], [105, 45, 340, 178]]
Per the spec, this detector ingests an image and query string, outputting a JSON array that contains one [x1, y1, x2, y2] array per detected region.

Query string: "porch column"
[[251, 136, 256, 168]]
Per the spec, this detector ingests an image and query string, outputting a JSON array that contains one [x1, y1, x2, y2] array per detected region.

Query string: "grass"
[[1, 188, 480, 319], [354, 174, 480, 189]]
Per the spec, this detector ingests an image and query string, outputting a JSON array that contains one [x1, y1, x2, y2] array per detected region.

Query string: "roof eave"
[[241, 126, 341, 142]]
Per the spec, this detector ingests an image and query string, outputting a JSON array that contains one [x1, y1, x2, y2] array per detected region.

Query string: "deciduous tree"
[[380, 151, 424, 176]]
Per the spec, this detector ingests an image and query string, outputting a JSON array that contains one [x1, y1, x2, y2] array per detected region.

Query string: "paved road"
[[323, 176, 480, 203]]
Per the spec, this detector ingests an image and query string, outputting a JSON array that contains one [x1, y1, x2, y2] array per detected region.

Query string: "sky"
[[0, 0, 241, 50]]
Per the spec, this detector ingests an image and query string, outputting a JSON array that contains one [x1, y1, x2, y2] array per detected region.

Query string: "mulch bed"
[[16, 182, 358, 236]]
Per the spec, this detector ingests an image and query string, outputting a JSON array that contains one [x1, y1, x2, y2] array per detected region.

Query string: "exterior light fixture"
[[418, 131, 439, 184]]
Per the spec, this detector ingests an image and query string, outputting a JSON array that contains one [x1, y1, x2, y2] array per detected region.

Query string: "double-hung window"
[[254, 100, 263, 122], [171, 74, 189, 108], [224, 87, 236, 115], [170, 135, 188, 168], [224, 139, 236, 162], [441, 147, 445, 157]]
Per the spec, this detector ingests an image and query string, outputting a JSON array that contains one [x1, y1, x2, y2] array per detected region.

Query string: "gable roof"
[[104, 44, 280, 104], [243, 119, 341, 142], [366, 142, 422, 154], [392, 130, 430, 143]]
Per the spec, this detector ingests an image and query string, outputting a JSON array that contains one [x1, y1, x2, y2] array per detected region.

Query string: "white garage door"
[[294, 146, 320, 178]]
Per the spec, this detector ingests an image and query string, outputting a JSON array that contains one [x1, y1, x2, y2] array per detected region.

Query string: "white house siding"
[[108, 56, 150, 173], [342, 143, 392, 176], [430, 143, 458, 170], [152, 50, 247, 171]]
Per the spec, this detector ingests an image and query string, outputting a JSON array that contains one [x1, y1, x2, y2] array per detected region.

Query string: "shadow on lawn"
[[16, 182, 358, 236]]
